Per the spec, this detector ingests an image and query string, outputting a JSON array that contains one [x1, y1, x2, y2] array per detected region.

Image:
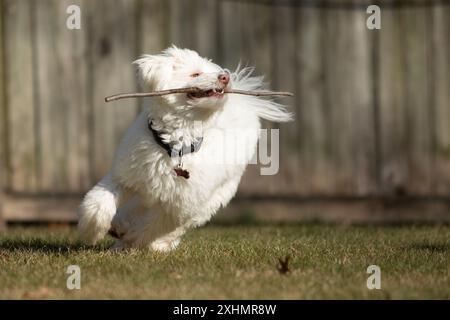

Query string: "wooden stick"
[[105, 88, 293, 102], [225, 89, 294, 97]]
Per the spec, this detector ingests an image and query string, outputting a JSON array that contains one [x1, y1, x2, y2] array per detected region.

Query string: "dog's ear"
[[133, 54, 173, 91]]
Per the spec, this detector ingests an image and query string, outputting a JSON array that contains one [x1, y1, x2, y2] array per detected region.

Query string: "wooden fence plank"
[[378, 7, 408, 195], [236, 1, 275, 195], [402, 6, 432, 195], [139, 0, 169, 53], [3, 0, 37, 192], [34, 0, 90, 192], [379, 6, 434, 196], [401, 6, 433, 195], [323, 9, 353, 195], [88, 0, 139, 182], [316, 8, 349, 194], [241, 2, 272, 82], [270, 4, 304, 194], [167, 0, 218, 59], [194, 0, 219, 60], [296, 7, 334, 195], [168, 0, 196, 49], [194, 0, 222, 59], [322, 8, 376, 195], [432, 5, 450, 194], [219, 0, 244, 69], [347, 9, 377, 195], [61, 0, 90, 191], [0, 0, 5, 191], [138, 0, 170, 112]]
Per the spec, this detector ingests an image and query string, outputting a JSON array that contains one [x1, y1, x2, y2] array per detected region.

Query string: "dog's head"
[[134, 46, 230, 110]]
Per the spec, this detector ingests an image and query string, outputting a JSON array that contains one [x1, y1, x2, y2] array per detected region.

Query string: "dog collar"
[[148, 120, 203, 159]]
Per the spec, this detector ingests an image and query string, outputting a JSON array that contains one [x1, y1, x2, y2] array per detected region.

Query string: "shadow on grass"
[[0, 238, 109, 253], [209, 219, 450, 228], [408, 243, 450, 253]]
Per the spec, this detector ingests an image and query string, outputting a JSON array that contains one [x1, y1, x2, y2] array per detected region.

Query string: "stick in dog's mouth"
[[104, 87, 294, 102], [187, 87, 226, 99]]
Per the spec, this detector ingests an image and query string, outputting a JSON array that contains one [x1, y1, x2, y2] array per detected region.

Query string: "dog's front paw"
[[150, 238, 181, 252]]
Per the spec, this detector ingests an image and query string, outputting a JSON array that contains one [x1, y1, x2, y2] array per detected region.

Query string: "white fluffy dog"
[[78, 46, 292, 251]]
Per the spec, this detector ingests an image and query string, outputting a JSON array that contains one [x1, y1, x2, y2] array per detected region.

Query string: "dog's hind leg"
[[115, 209, 188, 252], [78, 172, 125, 244], [149, 225, 187, 252], [107, 196, 144, 250]]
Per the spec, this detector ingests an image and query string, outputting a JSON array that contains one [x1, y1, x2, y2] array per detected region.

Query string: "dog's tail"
[[78, 172, 122, 244]]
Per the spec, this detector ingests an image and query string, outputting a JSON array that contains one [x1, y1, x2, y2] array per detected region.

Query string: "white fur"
[[78, 46, 292, 251]]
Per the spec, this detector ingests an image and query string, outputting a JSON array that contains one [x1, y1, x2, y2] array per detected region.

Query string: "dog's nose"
[[218, 73, 230, 85]]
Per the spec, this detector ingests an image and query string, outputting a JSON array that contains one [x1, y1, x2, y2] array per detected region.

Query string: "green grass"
[[0, 223, 449, 299]]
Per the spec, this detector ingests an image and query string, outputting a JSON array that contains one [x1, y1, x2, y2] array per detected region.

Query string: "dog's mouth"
[[187, 88, 225, 99]]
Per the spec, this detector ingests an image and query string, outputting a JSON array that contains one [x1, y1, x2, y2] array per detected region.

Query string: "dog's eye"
[[191, 72, 201, 78]]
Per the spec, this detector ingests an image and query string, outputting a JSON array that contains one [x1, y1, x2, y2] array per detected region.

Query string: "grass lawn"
[[0, 223, 449, 299]]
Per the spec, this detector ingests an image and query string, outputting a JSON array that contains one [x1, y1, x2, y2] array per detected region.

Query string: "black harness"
[[148, 120, 203, 158]]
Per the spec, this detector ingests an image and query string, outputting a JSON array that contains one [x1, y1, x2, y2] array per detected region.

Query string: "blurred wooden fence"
[[0, 0, 449, 221]]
